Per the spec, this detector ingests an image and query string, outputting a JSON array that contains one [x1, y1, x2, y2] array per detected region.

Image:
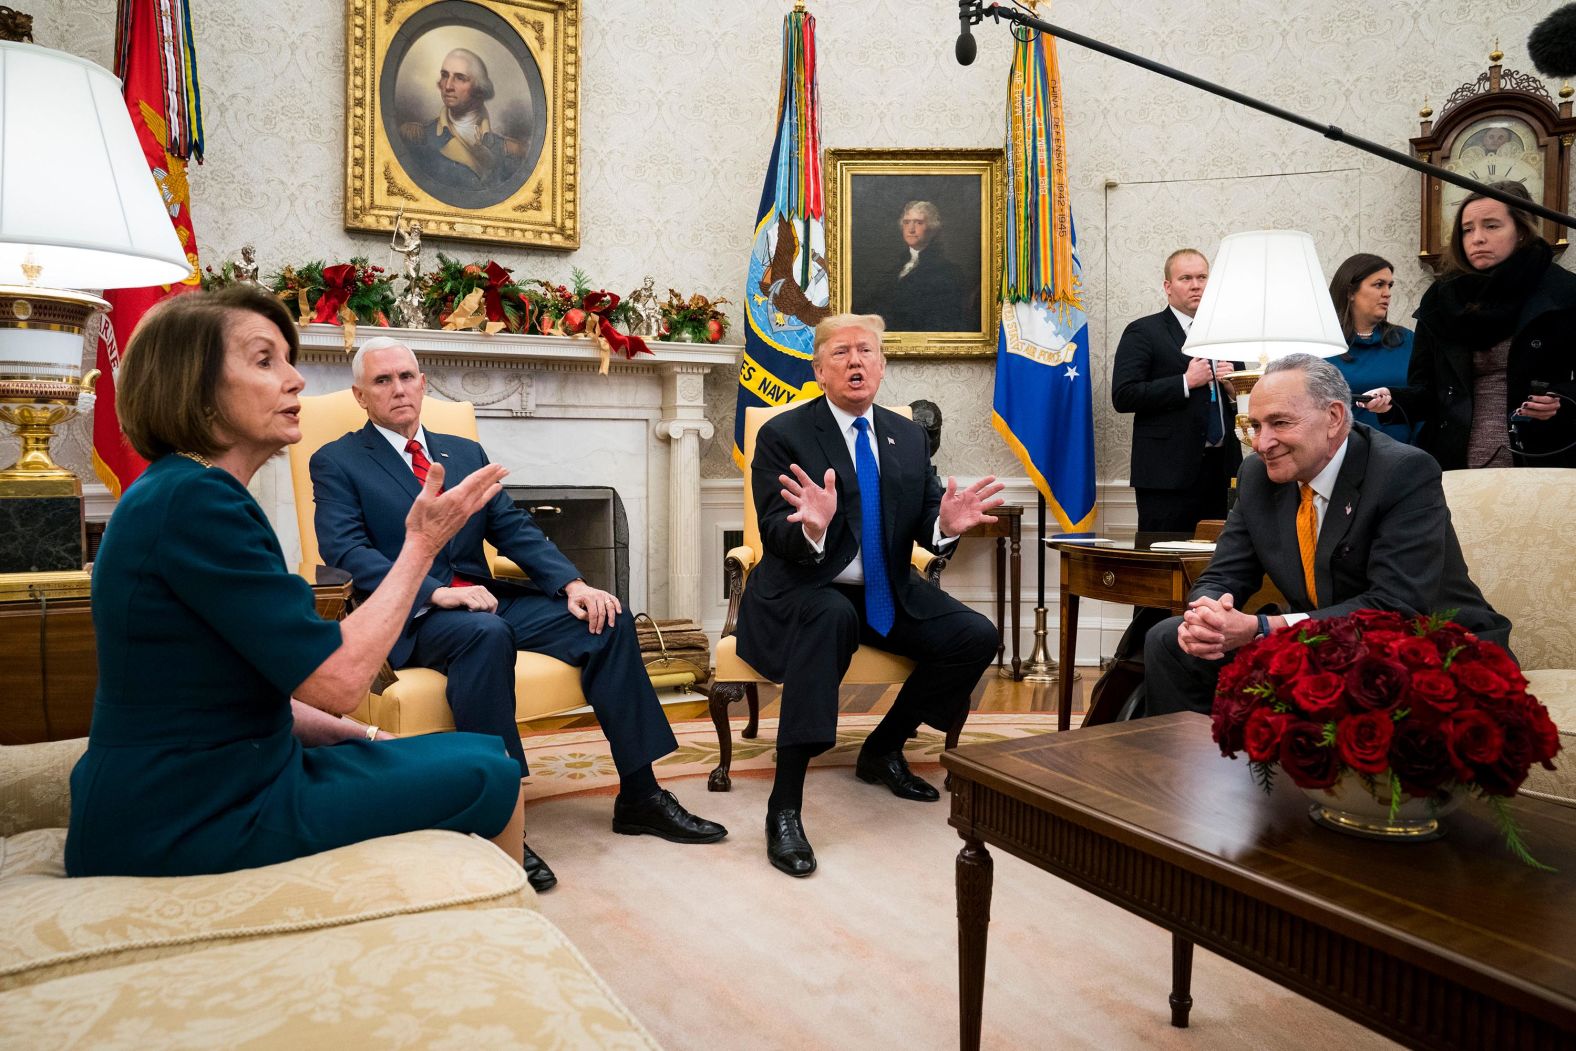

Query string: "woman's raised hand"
[[404, 462, 508, 556]]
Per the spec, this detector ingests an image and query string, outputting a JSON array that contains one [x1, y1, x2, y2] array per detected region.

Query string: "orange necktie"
[[1297, 483, 1319, 607]]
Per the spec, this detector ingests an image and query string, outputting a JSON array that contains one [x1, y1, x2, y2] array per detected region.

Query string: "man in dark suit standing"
[[1111, 248, 1241, 533], [735, 313, 1002, 877], [311, 337, 726, 892], [1144, 354, 1510, 716]]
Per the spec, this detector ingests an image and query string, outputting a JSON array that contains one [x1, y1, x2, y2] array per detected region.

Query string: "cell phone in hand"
[[1353, 394, 1374, 406]]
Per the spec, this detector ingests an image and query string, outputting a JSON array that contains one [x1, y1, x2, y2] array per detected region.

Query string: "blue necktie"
[[1204, 362, 1224, 445], [853, 417, 895, 636]]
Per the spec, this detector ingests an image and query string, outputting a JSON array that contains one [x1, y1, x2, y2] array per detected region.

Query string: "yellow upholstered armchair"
[[707, 401, 955, 791], [285, 390, 587, 737]]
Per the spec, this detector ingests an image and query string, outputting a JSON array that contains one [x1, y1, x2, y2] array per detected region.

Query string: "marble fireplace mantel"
[[254, 324, 739, 622]]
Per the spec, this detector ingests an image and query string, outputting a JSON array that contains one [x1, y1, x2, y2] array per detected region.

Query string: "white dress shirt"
[[803, 401, 955, 585], [374, 423, 431, 470]]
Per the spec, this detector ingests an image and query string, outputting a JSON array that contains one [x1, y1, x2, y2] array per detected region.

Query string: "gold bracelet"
[[364, 724, 380, 741]]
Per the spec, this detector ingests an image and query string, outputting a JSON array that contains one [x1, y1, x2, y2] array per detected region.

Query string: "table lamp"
[[0, 41, 191, 572], [1181, 230, 1346, 449]]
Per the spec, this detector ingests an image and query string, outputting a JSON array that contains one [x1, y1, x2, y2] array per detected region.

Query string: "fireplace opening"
[[505, 485, 630, 605]]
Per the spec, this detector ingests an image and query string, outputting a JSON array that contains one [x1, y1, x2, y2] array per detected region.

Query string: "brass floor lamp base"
[[1020, 606, 1079, 684]]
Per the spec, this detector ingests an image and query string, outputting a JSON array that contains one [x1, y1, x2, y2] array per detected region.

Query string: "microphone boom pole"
[[960, 1, 1576, 231]]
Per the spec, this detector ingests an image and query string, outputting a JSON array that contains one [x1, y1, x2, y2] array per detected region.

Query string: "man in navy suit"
[[735, 314, 1002, 877], [310, 337, 726, 891], [1111, 248, 1241, 533]]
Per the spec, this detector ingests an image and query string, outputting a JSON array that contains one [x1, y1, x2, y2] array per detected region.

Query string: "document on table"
[[1148, 540, 1217, 552]]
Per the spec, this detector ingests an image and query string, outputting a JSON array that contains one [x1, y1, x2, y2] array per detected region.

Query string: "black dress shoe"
[[611, 788, 728, 843], [855, 749, 941, 802], [522, 842, 557, 892], [765, 808, 816, 877]]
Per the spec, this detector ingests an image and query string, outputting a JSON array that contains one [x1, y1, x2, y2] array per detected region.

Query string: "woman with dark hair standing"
[[1327, 252, 1416, 444], [1363, 181, 1576, 468], [66, 285, 528, 878]]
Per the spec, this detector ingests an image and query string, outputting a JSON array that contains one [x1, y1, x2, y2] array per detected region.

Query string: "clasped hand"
[[1176, 593, 1258, 661]]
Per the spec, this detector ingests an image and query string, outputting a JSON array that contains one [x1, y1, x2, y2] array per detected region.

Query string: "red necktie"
[[406, 438, 472, 588]]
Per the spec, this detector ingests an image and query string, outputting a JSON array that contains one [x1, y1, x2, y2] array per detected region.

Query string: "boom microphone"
[[956, 0, 978, 66], [1529, 4, 1576, 79]]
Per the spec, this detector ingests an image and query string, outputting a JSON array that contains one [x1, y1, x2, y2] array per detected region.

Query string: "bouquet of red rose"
[[1212, 609, 1561, 865]]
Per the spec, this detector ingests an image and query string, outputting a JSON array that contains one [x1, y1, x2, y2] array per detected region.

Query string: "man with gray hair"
[[864, 199, 972, 331], [399, 47, 527, 192], [1143, 353, 1510, 716], [311, 337, 727, 892]]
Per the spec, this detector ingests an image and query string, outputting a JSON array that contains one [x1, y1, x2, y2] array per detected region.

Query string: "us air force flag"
[[734, 7, 830, 467], [992, 269, 1097, 532], [990, 29, 1096, 532]]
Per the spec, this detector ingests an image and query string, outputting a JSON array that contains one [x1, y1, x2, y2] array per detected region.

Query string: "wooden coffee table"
[[942, 714, 1576, 1051]]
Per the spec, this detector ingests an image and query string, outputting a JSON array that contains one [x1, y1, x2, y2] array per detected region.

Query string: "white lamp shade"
[[0, 42, 191, 291], [1181, 230, 1345, 364]]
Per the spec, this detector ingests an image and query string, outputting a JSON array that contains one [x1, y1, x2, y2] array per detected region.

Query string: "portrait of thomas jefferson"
[[382, 4, 547, 211], [849, 179, 982, 334]]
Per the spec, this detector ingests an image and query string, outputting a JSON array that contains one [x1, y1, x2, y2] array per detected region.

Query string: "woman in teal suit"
[[66, 285, 525, 878]]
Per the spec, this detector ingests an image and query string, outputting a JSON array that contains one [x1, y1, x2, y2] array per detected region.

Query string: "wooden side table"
[[0, 570, 94, 745], [963, 504, 1023, 680], [0, 566, 363, 745]]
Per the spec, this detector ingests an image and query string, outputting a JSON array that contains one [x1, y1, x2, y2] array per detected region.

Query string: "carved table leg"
[[957, 837, 994, 1051], [1170, 933, 1195, 1028], [707, 682, 743, 792]]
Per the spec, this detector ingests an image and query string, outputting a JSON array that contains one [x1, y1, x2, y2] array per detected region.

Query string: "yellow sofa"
[[0, 739, 659, 1049], [1441, 468, 1576, 805]]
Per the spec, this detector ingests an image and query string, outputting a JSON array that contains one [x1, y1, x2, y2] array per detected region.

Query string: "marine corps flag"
[[93, 0, 205, 496], [734, 6, 830, 467], [990, 29, 1096, 532]]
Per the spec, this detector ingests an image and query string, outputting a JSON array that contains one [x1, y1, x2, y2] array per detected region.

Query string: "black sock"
[[768, 744, 815, 813], [620, 765, 659, 801], [862, 707, 924, 759]]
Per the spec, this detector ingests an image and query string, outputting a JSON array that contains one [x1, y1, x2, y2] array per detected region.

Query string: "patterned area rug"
[[519, 712, 1062, 799]]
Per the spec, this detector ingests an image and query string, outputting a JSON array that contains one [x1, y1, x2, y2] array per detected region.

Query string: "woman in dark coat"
[[66, 285, 526, 878], [1364, 180, 1576, 468]]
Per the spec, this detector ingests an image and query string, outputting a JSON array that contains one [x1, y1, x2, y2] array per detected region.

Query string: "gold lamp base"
[[1019, 606, 1078, 684], [0, 285, 107, 493], [1226, 366, 1264, 449]]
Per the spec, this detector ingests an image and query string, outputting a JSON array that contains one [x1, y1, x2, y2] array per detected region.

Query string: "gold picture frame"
[[826, 148, 1004, 358], [344, 0, 579, 249]]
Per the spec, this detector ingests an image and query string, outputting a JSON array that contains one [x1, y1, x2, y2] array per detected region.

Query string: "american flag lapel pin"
[[440, 451, 450, 458], [887, 436, 895, 445], [1344, 502, 1352, 515]]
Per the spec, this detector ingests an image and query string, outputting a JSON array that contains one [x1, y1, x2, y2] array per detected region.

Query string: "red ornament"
[[562, 307, 587, 334], [706, 318, 724, 343]]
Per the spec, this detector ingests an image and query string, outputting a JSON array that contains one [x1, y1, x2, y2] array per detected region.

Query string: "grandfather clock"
[[1411, 44, 1576, 272]]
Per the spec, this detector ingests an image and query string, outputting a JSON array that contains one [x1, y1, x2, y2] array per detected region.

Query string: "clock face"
[[1439, 115, 1544, 242]]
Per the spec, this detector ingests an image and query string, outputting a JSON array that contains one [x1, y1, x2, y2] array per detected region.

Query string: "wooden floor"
[[747, 659, 1095, 721]]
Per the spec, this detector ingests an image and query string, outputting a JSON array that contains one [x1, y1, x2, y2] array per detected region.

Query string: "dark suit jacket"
[[310, 423, 580, 666], [734, 397, 954, 681], [1110, 308, 1242, 489], [868, 243, 973, 332], [1191, 424, 1509, 647]]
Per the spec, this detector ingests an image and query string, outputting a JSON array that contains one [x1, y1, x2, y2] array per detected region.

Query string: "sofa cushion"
[[0, 740, 87, 837], [0, 829, 530, 992], [0, 908, 660, 1050]]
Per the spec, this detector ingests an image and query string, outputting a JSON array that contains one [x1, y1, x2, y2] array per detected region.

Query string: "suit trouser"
[[405, 595, 678, 778], [773, 583, 998, 751], [1141, 614, 1226, 717]]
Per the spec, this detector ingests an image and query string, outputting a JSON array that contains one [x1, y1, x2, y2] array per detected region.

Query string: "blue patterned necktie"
[[853, 417, 895, 636], [1204, 363, 1224, 445]]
